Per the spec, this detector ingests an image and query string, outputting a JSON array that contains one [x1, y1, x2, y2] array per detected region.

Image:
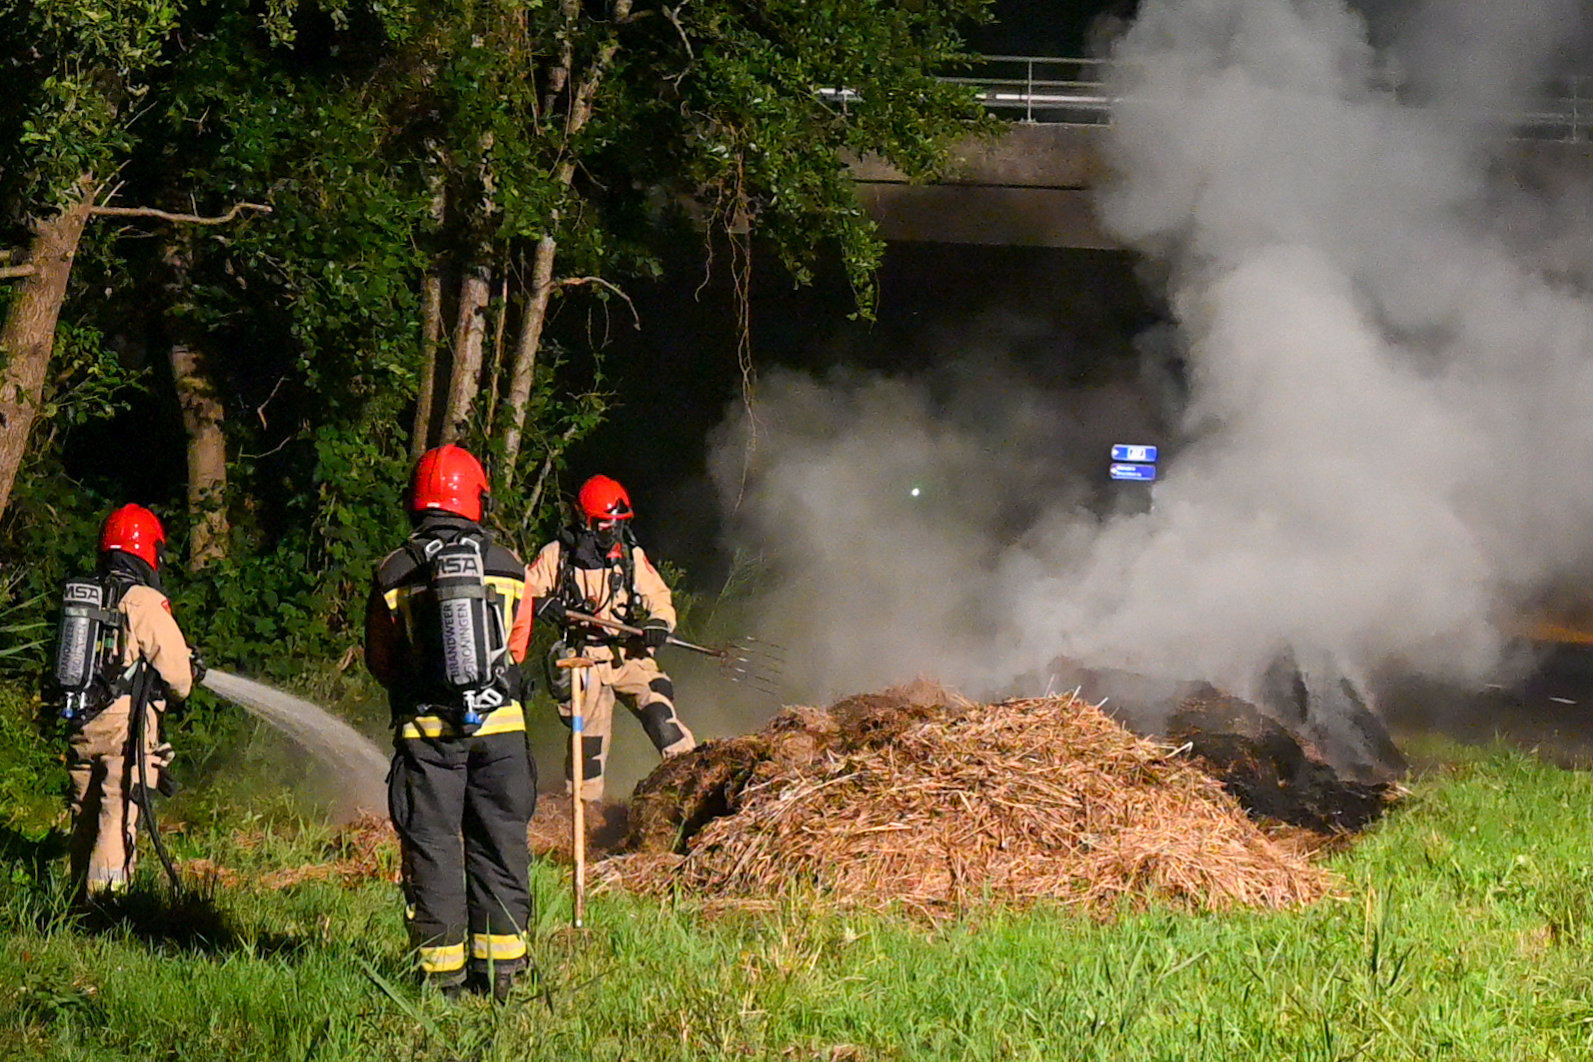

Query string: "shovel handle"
[[567, 658, 589, 929]]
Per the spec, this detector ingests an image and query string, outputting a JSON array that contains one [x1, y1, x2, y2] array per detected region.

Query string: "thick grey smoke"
[[712, 0, 1593, 717]]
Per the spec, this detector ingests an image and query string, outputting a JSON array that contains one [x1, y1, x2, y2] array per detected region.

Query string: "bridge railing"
[[940, 55, 1113, 125], [1513, 76, 1593, 141], [940, 55, 1593, 142]]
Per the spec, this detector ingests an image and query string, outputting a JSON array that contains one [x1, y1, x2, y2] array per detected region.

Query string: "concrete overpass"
[[852, 124, 1116, 250], [854, 55, 1593, 249]]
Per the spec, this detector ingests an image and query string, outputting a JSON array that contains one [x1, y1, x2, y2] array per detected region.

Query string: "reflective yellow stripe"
[[471, 933, 527, 961], [484, 575, 524, 607], [383, 587, 402, 610], [400, 703, 525, 740], [418, 942, 467, 973], [86, 870, 131, 895]]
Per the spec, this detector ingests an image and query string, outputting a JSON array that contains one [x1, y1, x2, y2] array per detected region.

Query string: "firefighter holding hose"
[[513, 474, 696, 802], [54, 505, 197, 899], [364, 444, 536, 1001]]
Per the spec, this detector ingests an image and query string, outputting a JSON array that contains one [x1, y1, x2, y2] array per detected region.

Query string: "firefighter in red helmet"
[[512, 474, 696, 802], [56, 505, 196, 898], [364, 444, 536, 1000]]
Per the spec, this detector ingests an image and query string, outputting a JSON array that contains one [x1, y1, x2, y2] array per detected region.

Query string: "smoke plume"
[[712, 0, 1593, 720]]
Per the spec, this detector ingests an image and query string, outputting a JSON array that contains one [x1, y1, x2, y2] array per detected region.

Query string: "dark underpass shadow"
[[1383, 643, 1593, 769]]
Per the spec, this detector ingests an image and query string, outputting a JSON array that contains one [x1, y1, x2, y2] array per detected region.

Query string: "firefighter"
[[365, 444, 536, 1000], [61, 505, 196, 898], [514, 474, 696, 802]]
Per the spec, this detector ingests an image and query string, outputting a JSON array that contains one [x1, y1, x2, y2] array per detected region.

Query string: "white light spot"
[[909, 487, 922, 497]]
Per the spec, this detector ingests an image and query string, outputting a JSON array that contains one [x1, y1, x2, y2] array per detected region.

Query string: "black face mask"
[[570, 524, 623, 566]]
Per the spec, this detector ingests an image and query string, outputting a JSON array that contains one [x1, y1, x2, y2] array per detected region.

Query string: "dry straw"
[[601, 682, 1332, 916]]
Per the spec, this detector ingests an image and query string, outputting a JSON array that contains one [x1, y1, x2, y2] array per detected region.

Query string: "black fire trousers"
[[388, 728, 537, 984]]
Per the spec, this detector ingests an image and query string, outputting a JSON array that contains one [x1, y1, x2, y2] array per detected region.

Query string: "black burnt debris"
[[1064, 658, 1406, 834], [1164, 685, 1398, 833]]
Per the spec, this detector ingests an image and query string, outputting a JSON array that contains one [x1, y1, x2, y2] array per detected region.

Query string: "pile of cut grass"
[[603, 683, 1331, 914]]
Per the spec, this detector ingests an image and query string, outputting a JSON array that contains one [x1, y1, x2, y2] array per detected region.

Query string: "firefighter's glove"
[[544, 639, 573, 703], [533, 596, 568, 626], [190, 650, 208, 687], [153, 742, 181, 798], [641, 619, 671, 651]]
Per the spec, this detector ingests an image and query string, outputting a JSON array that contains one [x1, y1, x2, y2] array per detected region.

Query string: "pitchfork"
[[563, 609, 785, 699]]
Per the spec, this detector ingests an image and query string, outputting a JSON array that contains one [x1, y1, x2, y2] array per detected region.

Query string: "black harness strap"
[[556, 527, 642, 635]]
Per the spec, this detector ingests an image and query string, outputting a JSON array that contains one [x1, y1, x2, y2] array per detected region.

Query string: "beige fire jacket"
[[512, 537, 676, 664], [119, 584, 193, 703]]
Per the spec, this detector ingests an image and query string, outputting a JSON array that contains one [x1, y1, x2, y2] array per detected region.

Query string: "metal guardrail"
[[937, 55, 1593, 141], [1514, 75, 1593, 141], [942, 55, 1115, 126]]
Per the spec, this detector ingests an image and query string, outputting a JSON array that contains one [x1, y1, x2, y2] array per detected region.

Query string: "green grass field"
[[4, 741, 1593, 1061]]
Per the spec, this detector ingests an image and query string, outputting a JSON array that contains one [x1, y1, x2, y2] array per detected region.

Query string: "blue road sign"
[[1110, 463, 1157, 482], [1111, 444, 1159, 463]]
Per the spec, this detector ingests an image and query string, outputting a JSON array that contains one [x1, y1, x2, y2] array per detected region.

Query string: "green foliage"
[[39, 320, 150, 427], [0, 0, 996, 737], [609, 0, 993, 300], [0, 684, 65, 840], [2, 0, 186, 209], [2, 468, 107, 624], [0, 570, 48, 679]]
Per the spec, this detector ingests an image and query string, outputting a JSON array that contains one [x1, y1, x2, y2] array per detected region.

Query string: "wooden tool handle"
[[569, 662, 587, 930]]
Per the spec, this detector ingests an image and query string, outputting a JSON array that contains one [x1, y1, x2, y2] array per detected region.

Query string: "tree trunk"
[[411, 170, 448, 458], [411, 269, 444, 457], [441, 263, 491, 443], [500, 230, 560, 475], [482, 274, 509, 437], [500, 7, 626, 474], [169, 343, 227, 569], [0, 185, 96, 519], [163, 235, 228, 569]]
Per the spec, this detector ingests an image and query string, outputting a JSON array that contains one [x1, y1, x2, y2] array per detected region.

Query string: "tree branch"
[[0, 264, 36, 280], [89, 202, 273, 225], [663, 3, 695, 61], [557, 275, 641, 329], [524, 421, 586, 527]]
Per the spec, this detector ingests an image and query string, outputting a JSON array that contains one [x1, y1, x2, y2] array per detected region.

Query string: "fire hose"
[[127, 660, 183, 892]]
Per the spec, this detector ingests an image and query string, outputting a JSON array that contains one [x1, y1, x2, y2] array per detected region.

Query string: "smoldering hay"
[[709, 0, 1593, 724], [601, 682, 1331, 914]]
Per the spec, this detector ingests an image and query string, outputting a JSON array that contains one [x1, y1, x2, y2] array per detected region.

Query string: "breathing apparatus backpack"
[[53, 575, 131, 725], [410, 532, 511, 731]]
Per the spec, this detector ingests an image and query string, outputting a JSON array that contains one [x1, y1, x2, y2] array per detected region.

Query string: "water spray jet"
[[201, 670, 389, 819]]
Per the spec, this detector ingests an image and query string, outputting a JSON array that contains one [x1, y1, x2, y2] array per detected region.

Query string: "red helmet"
[[100, 504, 166, 569], [577, 475, 633, 524], [410, 444, 490, 522]]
